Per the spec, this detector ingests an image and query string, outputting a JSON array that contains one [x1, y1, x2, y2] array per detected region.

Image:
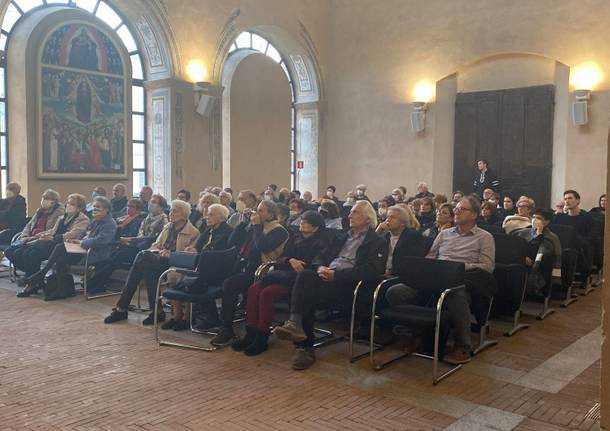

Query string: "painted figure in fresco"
[[68, 29, 99, 71], [76, 81, 92, 123]]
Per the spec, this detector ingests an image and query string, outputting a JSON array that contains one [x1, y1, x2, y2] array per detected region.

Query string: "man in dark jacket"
[[273, 201, 387, 370], [110, 183, 128, 219], [473, 159, 500, 196], [0, 182, 27, 244]]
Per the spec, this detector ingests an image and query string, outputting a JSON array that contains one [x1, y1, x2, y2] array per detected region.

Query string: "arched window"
[[0, 0, 146, 196], [228, 31, 297, 188]]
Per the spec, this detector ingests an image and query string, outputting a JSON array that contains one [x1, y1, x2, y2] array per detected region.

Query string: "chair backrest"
[[394, 256, 465, 295], [197, 247, 238, 286], [549, 224, 577, 250], [492, 233, 527, 265], [479, 223, 504, 236]]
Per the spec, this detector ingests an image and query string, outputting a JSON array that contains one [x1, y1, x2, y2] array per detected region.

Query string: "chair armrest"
[[171, 268, 199, 277], [436, 284, 466, 313]]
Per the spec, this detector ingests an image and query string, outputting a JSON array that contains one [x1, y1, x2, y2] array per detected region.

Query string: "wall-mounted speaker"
[[572, 100, 588, 126]]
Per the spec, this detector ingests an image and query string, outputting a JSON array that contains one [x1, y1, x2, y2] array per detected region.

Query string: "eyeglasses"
[[454, 207, 472, 214], [517, 204, 529, 209]]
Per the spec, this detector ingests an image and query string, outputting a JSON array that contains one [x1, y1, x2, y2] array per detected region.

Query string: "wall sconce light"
[[570, 62, 603, 126], [411, 101, 427, 132], [193, 81, 224, 117], [572, 89, 590, 126], [411, 80, 435, 132]]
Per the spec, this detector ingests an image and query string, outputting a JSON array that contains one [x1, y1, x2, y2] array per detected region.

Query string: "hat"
[[534, 208, 554, 221]]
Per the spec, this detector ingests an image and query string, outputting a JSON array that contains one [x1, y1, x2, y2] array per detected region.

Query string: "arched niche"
[[218, 24, 322, 195]]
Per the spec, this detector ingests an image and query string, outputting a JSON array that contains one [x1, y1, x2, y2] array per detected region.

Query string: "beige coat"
[[151, 221, 200, 252], [38, 212, 90, 241]]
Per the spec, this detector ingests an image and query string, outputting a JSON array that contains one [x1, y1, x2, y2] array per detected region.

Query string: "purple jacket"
[[79, 214, 117, 263]]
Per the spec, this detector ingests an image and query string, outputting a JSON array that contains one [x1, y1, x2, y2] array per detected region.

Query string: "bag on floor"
[[43, 272, 76, 301]]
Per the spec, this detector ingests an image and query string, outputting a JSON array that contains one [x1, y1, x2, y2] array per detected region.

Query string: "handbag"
[[168, 251, 199, 269]]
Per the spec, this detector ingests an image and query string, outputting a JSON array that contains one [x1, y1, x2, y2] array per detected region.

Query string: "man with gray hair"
[[415, 182, 434, 199], [111, 183, 128, 219], [273, 200, 387, 370]]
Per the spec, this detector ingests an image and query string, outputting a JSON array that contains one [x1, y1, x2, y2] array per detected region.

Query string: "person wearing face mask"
[[0, 182, 27, 245], [232, 211, 330, 356], [18, 196, 117, 298], [513, 208, 562, 296], [189, 192, 220, 233], [227, 190, 258, 228], [115, 199, 146, 239], [319, 185, 338, 203], [391, 188, 404, 204], [86, 195, 169, 294], [288, 198, 306, 228], [14, 189, 64, 247], [377, 195, 396, 223], [8, 194, 88, 294], [319, 200, 343, 230]]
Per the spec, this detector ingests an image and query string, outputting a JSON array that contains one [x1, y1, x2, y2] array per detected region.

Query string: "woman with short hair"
[[503, 197, 535, 234], [17, 196, 117, 298], [190, 192, 220, 232], [319, 200, 342, 230], [9, 194, 89, 292]]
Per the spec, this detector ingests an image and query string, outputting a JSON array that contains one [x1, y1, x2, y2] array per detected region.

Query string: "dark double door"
[[453, 85, 555, 208]]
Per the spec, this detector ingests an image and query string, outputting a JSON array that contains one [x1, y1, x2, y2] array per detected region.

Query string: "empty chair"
[[548, 224, 579, 307]]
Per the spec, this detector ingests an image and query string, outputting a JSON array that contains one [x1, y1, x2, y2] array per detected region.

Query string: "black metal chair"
[[549, 224, 579, 307], [153, 247, 238, 351], [588, 212, 604, 287], [491, 233, 531, 335], [369, 257, 466, 385]]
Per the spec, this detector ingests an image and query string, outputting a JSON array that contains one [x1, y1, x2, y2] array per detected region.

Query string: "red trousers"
[[246, 281, 289, 331]]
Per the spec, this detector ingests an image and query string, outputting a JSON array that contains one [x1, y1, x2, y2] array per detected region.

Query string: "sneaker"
[[160, 319, 177, 330], [104, 309, 128, 324], [172, 320, 190, 331], [142, 312, 165, 326], [291, 348, 316, 370], [272, 320, 307, 342], [211, 327, 236, 347], [444, 348, 471, 365]]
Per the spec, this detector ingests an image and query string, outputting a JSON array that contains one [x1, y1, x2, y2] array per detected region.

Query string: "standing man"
[[473, 159, 500, 197]]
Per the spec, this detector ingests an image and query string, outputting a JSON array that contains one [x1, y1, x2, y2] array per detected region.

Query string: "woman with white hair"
[[162, 203, 235, 331], [503, 196, 535, 234], [104, 199, 200, 325], [190, 192, 220, 232]]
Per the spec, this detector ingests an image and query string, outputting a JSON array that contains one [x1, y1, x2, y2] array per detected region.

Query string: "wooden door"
[[454, 85, 555, 208]]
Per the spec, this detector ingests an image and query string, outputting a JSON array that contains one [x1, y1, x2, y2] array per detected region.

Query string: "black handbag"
[[168, 251, 199, 269]]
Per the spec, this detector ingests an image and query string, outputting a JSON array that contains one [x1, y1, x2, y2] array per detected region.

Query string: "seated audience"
[[376, 195, 396, 223], [503, 196, 535, 234], [116, 199, 146, 239], [18, 196, 117, 298], [0, 182, 27, 243], [479, 201, 499, 226], [434, 194, 448, 208], [224, 188, 237, 210], [139, 186, 153, 213], [498, 195, 516, 221], [228, 190, 258, 228], [302, 191, 316, 210], [232, 211, 328, 356], [104, 200, 200, 325], [219, 191, 235, 215], [451, 190, 464, 206], [176, 189, 191, 203], [355, 184, 370, 202], [110, 183, 128, 219], [421, 203, 454, 249], [263, 189, 276, 202], [389, 196, 495, 365], [8, 194, 88, 292], [513, 208, 562, 296], [553, 190, 595, 251], [86, 195, 169, 293], [162, 204, 234, 331], [86, 186, 107, 217], [278, 188, 293, 204], [409, 198, 422, 216], [415, 182, 434, 199], [320, 185, 339, 203], [273, 201, 387, 370], [16, 189, 65, 246], [207, 200, 289, 346], [554, 199, 566, 214], [319, 199, 343, 230], [288, 198, 306, 227], [277, 203, 291, 227], [417, 197, 436, 230], [190, 192, 220, 232], [211, 186, 223, 196], [590, 194, 606, 214], [482, 188, 495, 202], [391, 188, 405, 203]]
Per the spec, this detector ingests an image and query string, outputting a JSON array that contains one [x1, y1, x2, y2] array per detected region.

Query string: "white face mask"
[[345, 197, 355, 206], [392, 194, 400, 202], [65, 204, 77, 214], [148, 202, 161, 214], [41, 199, 54, 209], [264, 195, 273, 201], [326, 191, 334, 198], [357, 190, 364, 196], [289, 210, 298, 217], [236, 201, 247, 213], [6, 190, 14, 198]]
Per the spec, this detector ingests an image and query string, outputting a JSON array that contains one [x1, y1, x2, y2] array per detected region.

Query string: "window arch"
[[0, 0, 147, 196], [228, 31, 297, 189]]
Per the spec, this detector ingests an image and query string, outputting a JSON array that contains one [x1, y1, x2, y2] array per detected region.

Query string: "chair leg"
[[578, 275, 595, 296], [128, 281, 151, 312], [560, 282, 578, 308], [536, 296, 555, 320], [472, 323, 498, 355], [504, 309, 530, 337]]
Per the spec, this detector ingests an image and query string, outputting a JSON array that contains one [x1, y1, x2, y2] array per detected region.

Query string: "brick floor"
[[0, 279, 601, 430]]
